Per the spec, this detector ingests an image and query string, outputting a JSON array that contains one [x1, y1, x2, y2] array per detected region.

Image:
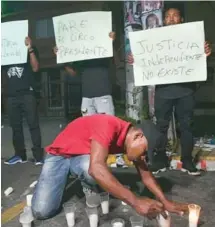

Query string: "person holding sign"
[[127, 7, 212, 176], [53, 32, 128, 168], [3, 37, 44, 165], [32, 114, 188, 220]]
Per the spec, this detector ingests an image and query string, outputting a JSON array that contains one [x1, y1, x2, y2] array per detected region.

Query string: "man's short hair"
[[164, 2, 185, 18]]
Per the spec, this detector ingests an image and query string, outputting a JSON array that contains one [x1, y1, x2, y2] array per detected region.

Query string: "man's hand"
[[127, 53, 134, 65], [53, 46, 58, 56], [25, 37, 32, 49], [134, 197, 164, 219], [205, 41, 212, 57], [109, 32, 116, 41], [163, 200, 188, 216]]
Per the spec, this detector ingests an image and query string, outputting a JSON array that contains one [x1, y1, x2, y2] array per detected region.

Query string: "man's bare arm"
[[135, 159, 167, 203], [89, 140, 137, 207], [25, 37, 39, 72], [29, 49, 39, 72]]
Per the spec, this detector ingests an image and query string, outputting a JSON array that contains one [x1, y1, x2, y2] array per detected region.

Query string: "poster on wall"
[[141, 9, 162, 29], [141, 0, 163, 13], [1, 20, 28, 66], [129, 21, 207, 86], [53, 11, 113, 64]]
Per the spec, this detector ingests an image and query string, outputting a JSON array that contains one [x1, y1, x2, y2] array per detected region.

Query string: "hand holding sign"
[[25, 37, 32, 49], [204, 41, 212, 57]]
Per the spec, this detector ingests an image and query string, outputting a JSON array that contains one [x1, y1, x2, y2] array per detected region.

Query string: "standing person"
[[54, 32, 127, 168], [127, 7, 212, 175], [32, 114, 188, 220], [3, 37, 44, 165]]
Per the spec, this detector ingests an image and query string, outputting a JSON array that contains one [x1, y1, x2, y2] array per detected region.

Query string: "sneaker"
[[116, 155, 128, 168], [35, 160, 44, 166], [4, 155, 27, 165], [149, 162, 167, 174], [181, 160, 201, 176], [150, 151, 169, 174]]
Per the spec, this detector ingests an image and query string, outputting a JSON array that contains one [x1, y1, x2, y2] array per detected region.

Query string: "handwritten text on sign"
[[1, 20, 28, 66], [129, 21, 207, 86], [53, 11, 113, 63]]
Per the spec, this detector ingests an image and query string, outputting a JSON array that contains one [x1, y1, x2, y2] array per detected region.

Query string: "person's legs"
[[81, 97, 96, 116], [4, 97, 27, 164], [94, 95, 115, 115], [22, 94, 43, 163], [175, 94, 200, 175], [32, 154, 70, 219], [153, 94, 174, 173]]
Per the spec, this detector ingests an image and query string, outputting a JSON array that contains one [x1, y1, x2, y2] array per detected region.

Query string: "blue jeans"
[[32, 153, 96, 220]]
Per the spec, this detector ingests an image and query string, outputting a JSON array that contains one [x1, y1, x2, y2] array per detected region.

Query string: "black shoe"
[[149, 162, 168, 174], [181, 160, 201, 176], [149, 151, 169, 174]]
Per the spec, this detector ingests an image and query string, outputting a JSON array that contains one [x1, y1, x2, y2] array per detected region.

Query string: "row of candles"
[[19, 192, 201, 227]]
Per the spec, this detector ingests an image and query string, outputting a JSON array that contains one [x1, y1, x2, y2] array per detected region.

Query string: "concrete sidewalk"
[[1, 119, 215, 227], [2, 163, 215, 227]]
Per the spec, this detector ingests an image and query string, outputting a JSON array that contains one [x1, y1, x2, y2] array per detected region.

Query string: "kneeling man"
[[32, 114, 187, 219]]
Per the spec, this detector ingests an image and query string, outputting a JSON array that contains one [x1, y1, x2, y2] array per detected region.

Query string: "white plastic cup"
[[4, 187, 13, 196], [19, 212, 33, 227], [63, 203, 76, 227], [86, 194, 100, 208], [85, 207, 98, 227], [26, 194, 33, 207], [156, 211, 171, 227], [23, 206, 34, 221], [66, 212, 75, 227], [130, 215, 144, 227], [100, 192, 109, 214], [111, 218, 125, 227]]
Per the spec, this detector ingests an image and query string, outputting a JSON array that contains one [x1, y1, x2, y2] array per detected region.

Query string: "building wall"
[[1, 1, 111, 116], [185, 2, 215, 106]]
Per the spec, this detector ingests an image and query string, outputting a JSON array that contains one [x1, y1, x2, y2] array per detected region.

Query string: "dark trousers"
[[155, 94, 195, 162], [7, 94, 43, 161]]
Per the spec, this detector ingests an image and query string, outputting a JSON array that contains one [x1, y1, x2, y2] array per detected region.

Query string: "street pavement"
[[1, 119, 215, 227]]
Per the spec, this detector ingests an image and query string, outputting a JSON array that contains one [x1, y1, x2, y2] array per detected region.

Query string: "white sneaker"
[[116, 155, 128, 168]]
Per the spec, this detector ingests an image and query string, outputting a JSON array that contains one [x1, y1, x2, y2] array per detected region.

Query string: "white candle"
[[66, 212, 75, 227], [89, 214, 98, 227], [189, 212, 198, 227], [21, 224, 31, 227], [101, 200, 109, 214], [156, 211, 171, 227], [26, 195, 33, 207], [112, 222, 123, 227], [188, 204, 201, 227]]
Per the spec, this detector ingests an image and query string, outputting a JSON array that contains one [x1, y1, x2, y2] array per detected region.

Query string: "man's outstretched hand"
[[163, 200, 188, 216], [134, 197, 164, 219]]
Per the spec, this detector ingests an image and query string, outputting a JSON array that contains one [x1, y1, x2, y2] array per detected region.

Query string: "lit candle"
[[188, 204, 201, 227]]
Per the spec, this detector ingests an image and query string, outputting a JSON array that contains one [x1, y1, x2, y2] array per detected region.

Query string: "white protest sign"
[[53, 11, 113, 64], [129, 21, 207, 86], [1, 20, 28, 66]]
